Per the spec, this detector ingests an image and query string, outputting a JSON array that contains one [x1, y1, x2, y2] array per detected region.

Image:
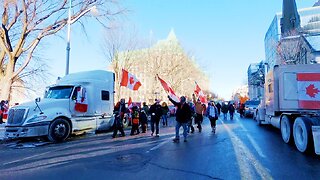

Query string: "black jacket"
[[168, 97, 192, 123], [149, 103, 162, 120], [140, 111, 148, 124]]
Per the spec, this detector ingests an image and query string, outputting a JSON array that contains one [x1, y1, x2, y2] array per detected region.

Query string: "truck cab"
[[5, 70, 115, 142]]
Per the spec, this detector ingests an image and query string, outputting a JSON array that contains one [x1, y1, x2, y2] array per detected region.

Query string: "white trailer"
[[4, 70, 115, 142], [256, 64, 320, 154]]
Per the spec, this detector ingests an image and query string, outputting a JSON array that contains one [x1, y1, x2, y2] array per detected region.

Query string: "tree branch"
[[13, 34, 42, 79]]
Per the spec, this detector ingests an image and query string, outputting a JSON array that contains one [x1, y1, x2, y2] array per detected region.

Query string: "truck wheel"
[[293, 117, 313, 153], [281, 115, 292, 144], [48, 118, 71, 143]]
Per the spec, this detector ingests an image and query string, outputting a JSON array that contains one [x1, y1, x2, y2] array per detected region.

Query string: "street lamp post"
[[65, 1, 97, 75], [65, 0, 72, 76]]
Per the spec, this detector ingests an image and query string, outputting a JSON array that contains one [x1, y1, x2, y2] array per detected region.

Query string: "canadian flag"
[[1, 101, 9, 119], [194, 82, 207, 104], [120, 69, 142, 91], [157, 75, 180, 103], [128, 97, 133, 109], [75, 87, 88, 112], [297, 73, 320, 109]]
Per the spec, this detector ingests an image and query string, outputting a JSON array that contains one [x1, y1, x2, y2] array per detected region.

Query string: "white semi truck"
[[255, 64, 320, 154], [4, 70, 116, 142]]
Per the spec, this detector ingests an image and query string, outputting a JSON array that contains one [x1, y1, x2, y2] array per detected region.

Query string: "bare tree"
[[277, 34, 307, 65], [145, 42, 207, 100], [102, 23, 141, 101], [0, 0, 125, 103]]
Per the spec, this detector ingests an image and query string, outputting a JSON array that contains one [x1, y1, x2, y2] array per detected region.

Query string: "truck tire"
[[281, 115, 292, 144], [293, 117, 313, 153], [48, 118, 71, 143]]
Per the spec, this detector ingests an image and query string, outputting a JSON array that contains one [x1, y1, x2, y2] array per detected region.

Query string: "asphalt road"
[[0, 114, 319, 180]]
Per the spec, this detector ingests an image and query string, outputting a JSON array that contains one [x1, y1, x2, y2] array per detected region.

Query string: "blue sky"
[[44, 0, 317, 100]]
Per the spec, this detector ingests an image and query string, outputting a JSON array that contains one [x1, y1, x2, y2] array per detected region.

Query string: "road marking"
[[234, 117, 267, 158], [220, 118, 273, 179], [146, 135, 175, 153], [2, 150, 55, 166]]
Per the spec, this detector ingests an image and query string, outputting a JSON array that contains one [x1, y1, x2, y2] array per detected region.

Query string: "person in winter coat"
[[142, 102, 149, 115], [149, 99, 162, 137], [168, 95, 192, 143], [188, 102, 195, 134], [206, 101, 218, 133], [216, 102, 222, 116], [239, 103, 245, 118], [112, 99, 127, 138], [0, 100, 5, 124], [228, 103, 235, 120], [221, 102, 229, 120], [192, 94, 206, 132], [161, 102, 169, 126], [130, 105, 140, 135], [140, 109, 148, 133]]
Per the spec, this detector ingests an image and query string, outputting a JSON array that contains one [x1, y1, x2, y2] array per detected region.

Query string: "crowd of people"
[[111, 96, 236, 143]]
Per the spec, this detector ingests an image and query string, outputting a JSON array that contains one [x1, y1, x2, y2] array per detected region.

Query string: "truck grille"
[[7, 108, 28, 125]]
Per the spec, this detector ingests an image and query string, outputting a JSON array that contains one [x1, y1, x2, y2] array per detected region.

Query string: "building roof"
[[305, 35, 320, 51]]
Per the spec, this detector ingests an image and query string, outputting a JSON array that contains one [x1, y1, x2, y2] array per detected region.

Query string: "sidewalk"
[[0, 123, 6, 140]]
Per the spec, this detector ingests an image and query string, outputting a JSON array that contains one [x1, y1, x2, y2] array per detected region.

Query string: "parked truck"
[[255, 64, 320, 154], [4, 70, 116, 142]]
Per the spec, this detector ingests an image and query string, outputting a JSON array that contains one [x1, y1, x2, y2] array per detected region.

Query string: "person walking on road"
[[221, 102, 229, 120], [216, 102, 222, 116], [149, 99, 162, 137], [168, 95, 192, 143], [142, 102, 149, 115], [140, 109, 148, 133], [130, 105, 140, 135], [187, 101, 195, 134], [239, 103, 245, 118], [192, 94, 206, 132], [228, 102, 235, 120], [161, 102, 169, 126], [206, 101, 218, 133], [0, 100, 5, 124], [112, 99, 127, 138]]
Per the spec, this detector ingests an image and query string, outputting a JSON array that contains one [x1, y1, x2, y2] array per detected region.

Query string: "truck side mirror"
[[35, 97, 41, 103]]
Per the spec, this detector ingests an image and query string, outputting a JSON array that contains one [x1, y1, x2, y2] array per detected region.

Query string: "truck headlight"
[[26, 115, 47, 123]]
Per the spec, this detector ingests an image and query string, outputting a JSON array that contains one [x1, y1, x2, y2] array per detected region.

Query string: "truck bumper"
[[5, 122, 50, 138]]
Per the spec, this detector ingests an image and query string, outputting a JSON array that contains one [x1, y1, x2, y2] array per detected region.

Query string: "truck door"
[[70, 86, 96, 131], [96, 90, 114, 131]]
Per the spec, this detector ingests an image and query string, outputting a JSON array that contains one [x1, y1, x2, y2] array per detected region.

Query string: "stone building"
[[113, 30, 209, 105]]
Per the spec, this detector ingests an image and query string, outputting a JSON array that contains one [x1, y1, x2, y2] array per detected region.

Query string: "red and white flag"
[[297, 73, 320, 109], [157, 75, 180, 103], [194, 82, 207, 104], [120, 69, 142, 91], [75, 87, 88, 112], [128, 97, 133, 109], [1, 101, 9, 119]]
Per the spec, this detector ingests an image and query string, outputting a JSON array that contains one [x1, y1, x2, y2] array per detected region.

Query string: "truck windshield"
[[45, 86, 74, 99]]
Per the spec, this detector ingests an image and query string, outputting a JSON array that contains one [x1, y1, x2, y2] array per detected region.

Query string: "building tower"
[[281, 0, 301, 37]]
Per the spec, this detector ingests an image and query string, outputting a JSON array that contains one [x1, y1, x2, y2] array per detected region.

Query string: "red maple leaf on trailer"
[[305, 84, 320, 98]]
